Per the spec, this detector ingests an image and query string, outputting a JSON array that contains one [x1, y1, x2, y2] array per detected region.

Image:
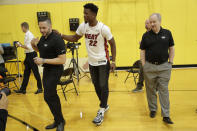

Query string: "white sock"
[[99, 108, 105, 113]]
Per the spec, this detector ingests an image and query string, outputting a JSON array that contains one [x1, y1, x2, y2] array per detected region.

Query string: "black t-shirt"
[[140, 27, 174, 63], [0, 109, 8, 131], [37, 31, 66, 68]]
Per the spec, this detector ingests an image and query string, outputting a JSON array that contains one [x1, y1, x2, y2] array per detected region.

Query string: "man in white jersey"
[[57, 3, 116, 126], [14, 22, 42, 94]]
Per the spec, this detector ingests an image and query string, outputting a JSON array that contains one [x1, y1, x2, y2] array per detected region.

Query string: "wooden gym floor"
[[5, 68, 197, 131]]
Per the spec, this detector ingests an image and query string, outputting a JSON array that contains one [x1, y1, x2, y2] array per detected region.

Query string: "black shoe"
[[45, 122, 57, 129], [137, 83, 144, 88], [163, 117, 173, 124], [56, 121, 65, 131], [150, 111, 156, 118], [132, 87, 143, 93], [34, 89, 43, 94], [14, 89, 26, 94]]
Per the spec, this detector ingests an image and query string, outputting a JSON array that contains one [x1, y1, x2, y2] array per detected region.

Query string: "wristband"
[[112, 61, 116, 64], [17, 42, 22, 47], [42, 58, 45, 64]]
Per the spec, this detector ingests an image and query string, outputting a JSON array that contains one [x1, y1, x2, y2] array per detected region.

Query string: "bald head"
[[145, 19, 149, 23], [145, 19, 151, 31], [150, 13, 161, 22], [149, 13, 161, 33]]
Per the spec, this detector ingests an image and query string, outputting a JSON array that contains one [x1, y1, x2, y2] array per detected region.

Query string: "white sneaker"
[[92, 109, 104, 126], [104, 105, 109, 112]]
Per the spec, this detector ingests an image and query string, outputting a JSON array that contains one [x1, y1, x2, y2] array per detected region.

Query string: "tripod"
[[68, 47, 80, 82], [75, 47, 90, 80], [68, 44, 90, 83], [15, 45, 22, 86]]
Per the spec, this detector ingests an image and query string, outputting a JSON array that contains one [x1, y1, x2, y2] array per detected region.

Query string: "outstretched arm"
[[16, 42, 29, 50], [61, 34, 82, 42], [53, 29, 82, 42]]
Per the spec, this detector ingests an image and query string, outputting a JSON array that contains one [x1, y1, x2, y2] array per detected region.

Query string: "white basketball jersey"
[[76, 22, 113, 66]]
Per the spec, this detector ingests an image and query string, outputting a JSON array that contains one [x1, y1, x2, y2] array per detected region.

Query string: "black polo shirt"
[[140, 27, 174, 64], [37, 31, 66, 68]]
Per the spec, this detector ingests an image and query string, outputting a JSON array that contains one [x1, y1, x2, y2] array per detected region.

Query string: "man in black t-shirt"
[[140, 13, 175, 124], [132, 19, 151, 93], [31, 18, 66, 131]]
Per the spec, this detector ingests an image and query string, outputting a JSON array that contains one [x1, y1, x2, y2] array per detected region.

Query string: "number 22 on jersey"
[[89, 40, 97, 46]]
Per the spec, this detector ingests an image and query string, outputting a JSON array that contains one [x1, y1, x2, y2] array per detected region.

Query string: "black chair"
[[124, 60, 141, 85], [0, 67, 18, 89], [58, 68, 78, 101]]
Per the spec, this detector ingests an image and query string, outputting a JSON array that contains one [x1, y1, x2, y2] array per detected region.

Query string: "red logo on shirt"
[[85, 33, 99, 40]]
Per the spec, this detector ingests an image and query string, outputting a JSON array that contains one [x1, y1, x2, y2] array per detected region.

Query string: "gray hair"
[[150, 13, 161, 22]]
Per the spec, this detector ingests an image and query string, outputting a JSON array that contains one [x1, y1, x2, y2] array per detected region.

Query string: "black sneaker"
[[163, 117, 173, 124], [34, 89, 43, 94], [45, 122, 57, 129], [14, 89, 26, 94], [56, 121, 65, 131], [132, 87, 143, 93], [92, 109, 104, 126], [150, 111, 156, 118]]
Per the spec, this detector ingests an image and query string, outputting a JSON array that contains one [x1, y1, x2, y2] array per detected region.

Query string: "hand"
[[0, 92, 8, 110], [31, 37, 39, 47], [83, 61, 89, 70], [34, 57, 44, 65], [169, 61, 173, 65], [52, 29, 61, 36], [110, 62, 116, 72], [16, 42, 22, 47], [142, 62, 145, 67]]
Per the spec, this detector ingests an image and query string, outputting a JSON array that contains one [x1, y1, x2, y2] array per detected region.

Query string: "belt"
[[148, 61, 166, 65], [26, 51, 35, 54]]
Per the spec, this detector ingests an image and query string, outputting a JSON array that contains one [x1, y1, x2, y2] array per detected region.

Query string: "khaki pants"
[[143, 61, 172, 117]]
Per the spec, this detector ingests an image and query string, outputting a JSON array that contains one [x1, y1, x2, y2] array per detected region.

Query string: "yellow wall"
[[0, 0, 197, 66]]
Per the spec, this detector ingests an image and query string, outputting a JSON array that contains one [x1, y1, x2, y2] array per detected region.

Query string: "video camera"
[[66, 42, 81, 50], [0, 87, 11, 99], [1, 42, 17, 61]]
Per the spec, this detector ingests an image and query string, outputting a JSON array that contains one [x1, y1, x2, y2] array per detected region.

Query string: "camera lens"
[[0, 88, 11, 99]]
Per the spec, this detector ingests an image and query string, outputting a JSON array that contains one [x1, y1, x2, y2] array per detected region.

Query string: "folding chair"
[[0, 67, 18, 89], [58, 68, 78, 101], [124, 60, 141, 85]]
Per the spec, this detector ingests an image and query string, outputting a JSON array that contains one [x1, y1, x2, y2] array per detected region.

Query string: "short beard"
[[45, 28, 52, 38]]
